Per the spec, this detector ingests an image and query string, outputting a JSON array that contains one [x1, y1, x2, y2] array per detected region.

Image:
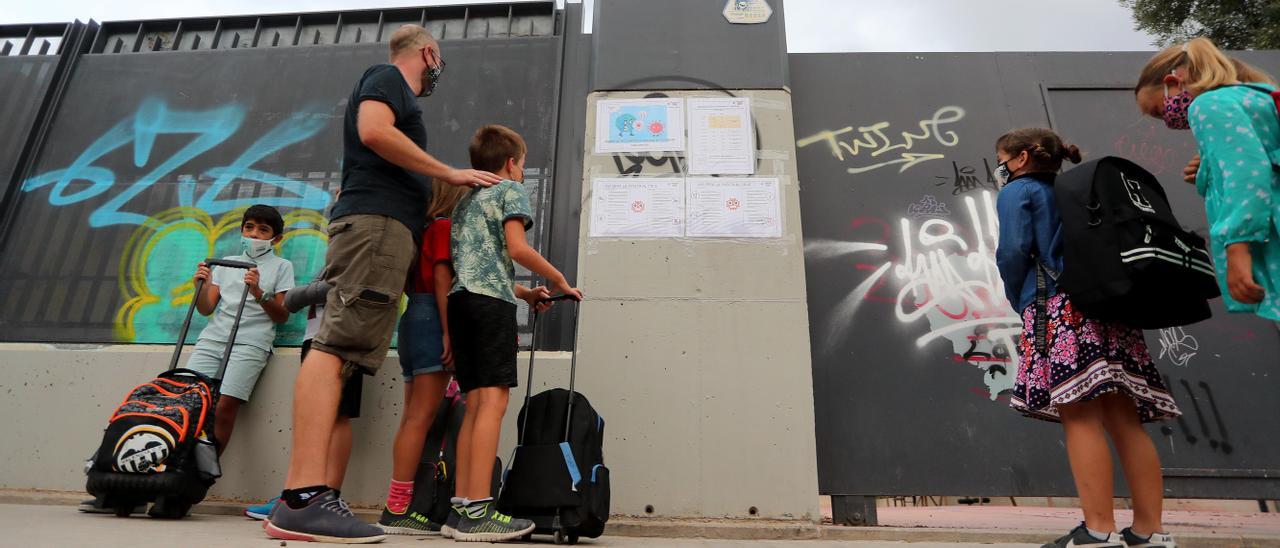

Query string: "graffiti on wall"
[[113, 206, 328, 345], [22, 98, 333, 227], [795, 106, 965, 175], [21, 98, 336, 344], [807, 190, 1020, 399], [1156, 326, 1200, 367]]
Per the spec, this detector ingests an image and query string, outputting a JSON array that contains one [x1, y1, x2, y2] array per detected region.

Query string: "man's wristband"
[[256, 291, 273, 305]]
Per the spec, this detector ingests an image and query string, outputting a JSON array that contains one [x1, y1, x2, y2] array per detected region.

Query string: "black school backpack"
[[498, 388, 609, 539], [407, 381, 501, 526], [1048, 156, 1220, 329]]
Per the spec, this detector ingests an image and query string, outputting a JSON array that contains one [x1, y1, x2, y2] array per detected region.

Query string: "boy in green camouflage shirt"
[[444, 125, 582, 542]]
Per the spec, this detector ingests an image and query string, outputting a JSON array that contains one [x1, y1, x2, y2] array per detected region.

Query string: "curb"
[[606, 518, 821, 540], [5, 489, 1279, 546]]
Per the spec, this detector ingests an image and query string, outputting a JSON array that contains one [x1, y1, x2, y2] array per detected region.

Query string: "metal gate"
[[0, 3, 568, 347], [792, 51, 1280, 524]]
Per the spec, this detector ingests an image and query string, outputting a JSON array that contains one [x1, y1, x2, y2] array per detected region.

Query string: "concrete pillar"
[[572, 88, 818, 519]]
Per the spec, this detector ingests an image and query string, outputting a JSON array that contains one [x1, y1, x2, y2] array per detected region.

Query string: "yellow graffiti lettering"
[[796, 106, 965, 175]]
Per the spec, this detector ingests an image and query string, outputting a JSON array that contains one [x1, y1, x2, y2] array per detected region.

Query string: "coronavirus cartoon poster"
[[594, 97, 686, 153]]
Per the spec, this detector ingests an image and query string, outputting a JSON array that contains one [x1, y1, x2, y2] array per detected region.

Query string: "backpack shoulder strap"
[[1233, 83, 1277, 95], [1031, 256, 1059, 355]]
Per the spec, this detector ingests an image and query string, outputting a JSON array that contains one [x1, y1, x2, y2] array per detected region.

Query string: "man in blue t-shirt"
[[265, 25, 501, 544]]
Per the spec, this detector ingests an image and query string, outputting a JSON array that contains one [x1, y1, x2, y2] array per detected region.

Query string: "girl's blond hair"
[[1135, 37, 1276, 94], [427, 178, 470, 219]]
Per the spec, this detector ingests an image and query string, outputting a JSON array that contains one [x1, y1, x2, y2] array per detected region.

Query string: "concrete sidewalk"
[[1, 503, 1033, 548], [7, 501, 1280, 548]]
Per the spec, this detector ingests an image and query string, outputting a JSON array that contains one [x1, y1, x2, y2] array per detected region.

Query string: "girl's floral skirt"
[[1011, 293, 1181, 423]]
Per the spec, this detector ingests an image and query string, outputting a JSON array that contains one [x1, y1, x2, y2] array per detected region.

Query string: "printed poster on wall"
[[687, 97, 755, 175], [589, 177, 686, 238], [686, 177, 781, 238], [594, 98, 686, 153]]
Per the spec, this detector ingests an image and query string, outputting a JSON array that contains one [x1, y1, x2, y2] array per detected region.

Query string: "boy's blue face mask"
[[241, 235, 274, 259]]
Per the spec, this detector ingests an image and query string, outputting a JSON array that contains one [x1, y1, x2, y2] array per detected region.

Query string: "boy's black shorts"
[[301, 339, 363, 419], [448, 290, 518, 393]]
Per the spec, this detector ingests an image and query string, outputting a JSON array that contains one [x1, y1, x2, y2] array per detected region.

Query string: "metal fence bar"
[[130, 23, 143, 53], [19, 27, 35, 55], [250, 18, 262, 47], [172, 21, 184, 51]]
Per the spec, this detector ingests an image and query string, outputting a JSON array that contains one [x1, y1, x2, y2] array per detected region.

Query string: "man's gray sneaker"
[[1121, 527, 1177, 548], [263, 490, 387, 544], [440, 504, 466, 539], [453, 502, 534, 543], [1041, 524, 1123, 548]]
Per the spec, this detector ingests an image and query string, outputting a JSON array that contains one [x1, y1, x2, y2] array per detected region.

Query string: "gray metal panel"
[[86, 3, 557, 54], [591, 0, 787, 91], [793, 51, 1280, 499], [0, 36, 562, 345], [0, 57, 58, 188], [536, 3, 592, 350]]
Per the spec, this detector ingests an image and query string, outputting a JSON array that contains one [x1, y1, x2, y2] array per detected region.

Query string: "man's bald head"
[[388, 24, 437, 61]]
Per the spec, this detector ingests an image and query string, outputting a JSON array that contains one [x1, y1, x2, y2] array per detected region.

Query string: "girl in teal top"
[[1135, 38, 1280, 321]]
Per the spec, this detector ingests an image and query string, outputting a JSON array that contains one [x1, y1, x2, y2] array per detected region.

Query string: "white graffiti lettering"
[[1157, 326, 1200, 367], [806, 191, 1020, 400]]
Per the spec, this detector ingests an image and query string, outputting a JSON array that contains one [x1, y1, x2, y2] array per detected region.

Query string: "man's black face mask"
[[420, 50, 445, 98]]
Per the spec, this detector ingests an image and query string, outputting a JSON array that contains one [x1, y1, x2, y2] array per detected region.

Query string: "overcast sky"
[[1, 0, 1160, 53]]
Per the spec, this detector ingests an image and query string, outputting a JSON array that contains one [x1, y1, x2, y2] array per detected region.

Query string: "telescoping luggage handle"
[[519, 293, 583, 448], [167, 258, 256, 380]]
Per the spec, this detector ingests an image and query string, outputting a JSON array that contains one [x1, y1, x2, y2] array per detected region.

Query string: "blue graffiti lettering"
[[22, 98, 330, 227]]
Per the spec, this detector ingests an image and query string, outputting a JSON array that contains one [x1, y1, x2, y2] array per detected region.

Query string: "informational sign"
[[722, 0, 772, 24], [589, 177, 686, 238], [594, 98, 686, 153], [687, 97, 755, 175], [686, 177, 781, 238]]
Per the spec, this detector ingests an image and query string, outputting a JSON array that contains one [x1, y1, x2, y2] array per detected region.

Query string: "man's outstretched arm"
[[356, 101, 501, 188]]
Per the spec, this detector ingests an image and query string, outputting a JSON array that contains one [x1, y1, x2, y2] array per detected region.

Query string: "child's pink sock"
[[386, 479, 414, 513]]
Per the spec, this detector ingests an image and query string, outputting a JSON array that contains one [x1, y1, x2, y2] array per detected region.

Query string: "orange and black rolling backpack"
[[83, 258, 254, 518]]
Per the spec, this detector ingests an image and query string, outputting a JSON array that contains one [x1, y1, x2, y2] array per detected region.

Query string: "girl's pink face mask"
[[1163, 75, 1193, 130]]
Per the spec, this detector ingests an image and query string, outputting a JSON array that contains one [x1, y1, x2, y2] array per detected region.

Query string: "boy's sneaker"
[[244, 496, 279, 520], [440, 504, 465, 539], [1121, 527, 1177, 547], [1041, 524, 1123, 548], [377, 506, 440, 535], [78, 498, 145, 515], [263, 490, 386, 544], [452, 502, 534, 543]]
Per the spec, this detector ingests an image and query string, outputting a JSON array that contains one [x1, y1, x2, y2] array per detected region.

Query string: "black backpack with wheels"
[[408, 381, 501, 526], [498, 297, 609, 545], [1051, 156, 1220, 328], [84, 258, 255, 518]]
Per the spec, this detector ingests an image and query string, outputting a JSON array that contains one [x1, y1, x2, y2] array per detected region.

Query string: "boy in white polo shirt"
[[189, 204, 295, 454]]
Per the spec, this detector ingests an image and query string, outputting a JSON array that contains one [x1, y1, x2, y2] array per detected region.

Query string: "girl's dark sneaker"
[[377, 505, 440, 535]]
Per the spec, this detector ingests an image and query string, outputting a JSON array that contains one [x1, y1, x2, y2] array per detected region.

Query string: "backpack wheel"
[[147, 496, 191, 519], [521, 533, 534, 542], [568, 533, 580, 545]]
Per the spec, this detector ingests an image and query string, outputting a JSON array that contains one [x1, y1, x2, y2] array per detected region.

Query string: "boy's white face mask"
[[241, 235, 274, 259]]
